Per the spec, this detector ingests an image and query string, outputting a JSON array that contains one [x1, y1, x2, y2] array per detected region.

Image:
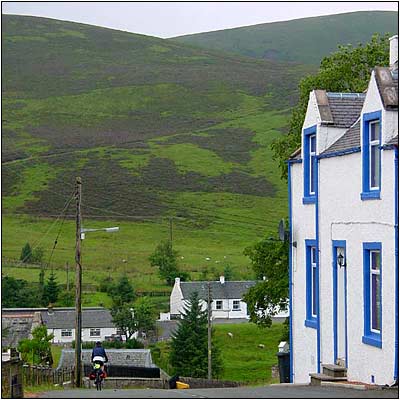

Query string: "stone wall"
[[2, 357, 23, 398], [57, 349, 154, 369], [83, 377, 167, 389]]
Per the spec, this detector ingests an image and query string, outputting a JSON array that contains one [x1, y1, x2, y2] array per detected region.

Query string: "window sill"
[[362, 334, 382, 348], [303, 196, 316, 205], [360, 191, 381, 201], [304, 319, 317, 329]]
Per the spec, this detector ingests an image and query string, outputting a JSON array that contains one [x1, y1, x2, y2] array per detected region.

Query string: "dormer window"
[[361, 111, 381, 200], [303, 125, 317, 204]]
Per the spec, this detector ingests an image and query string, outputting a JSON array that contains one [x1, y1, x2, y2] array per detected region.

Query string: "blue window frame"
[[303, 126, 317, 204], [362, 242, 382, 348], [305, 239, 318, 328], [361, 111, 382, 200]]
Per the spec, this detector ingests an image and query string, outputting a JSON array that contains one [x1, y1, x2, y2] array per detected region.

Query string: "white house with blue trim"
[[288, 35, 398, 385]]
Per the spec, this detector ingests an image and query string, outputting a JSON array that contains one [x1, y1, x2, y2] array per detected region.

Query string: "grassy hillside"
[[151, 322, 285, 384], [2, 15, 313, 293], [171, 11, 398, 65]]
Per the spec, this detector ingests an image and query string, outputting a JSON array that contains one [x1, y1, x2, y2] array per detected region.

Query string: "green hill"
[[171, 11, 398, 65], [2, 15, 313, 292]]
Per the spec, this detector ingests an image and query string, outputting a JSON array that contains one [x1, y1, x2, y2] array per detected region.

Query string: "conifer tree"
[[42, 272, 60, 305], [20, 242, 33, 263], [169, 292, 222, 378]]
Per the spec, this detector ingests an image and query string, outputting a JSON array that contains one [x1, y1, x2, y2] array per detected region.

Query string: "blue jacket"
[[91, 346, 108, 362]]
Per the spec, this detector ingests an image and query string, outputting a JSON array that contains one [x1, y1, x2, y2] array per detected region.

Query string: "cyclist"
[[91, 341, 108, 374]]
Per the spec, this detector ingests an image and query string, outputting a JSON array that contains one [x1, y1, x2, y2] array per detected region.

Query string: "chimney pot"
[[220, 276, 225, 284], [389, 35, 398, 69]]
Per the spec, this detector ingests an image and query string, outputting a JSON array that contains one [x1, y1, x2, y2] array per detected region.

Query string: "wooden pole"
[[74, 177, 82, 388], [207, 281, 212, 380]]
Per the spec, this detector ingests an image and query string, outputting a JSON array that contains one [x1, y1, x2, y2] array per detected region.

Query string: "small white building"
[[288, 36, 398, 385], [41, 307, 119, 344], [170, 276, 256, 319]]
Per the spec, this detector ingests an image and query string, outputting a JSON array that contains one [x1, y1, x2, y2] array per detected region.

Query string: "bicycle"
[[89, 362, 107, 391]]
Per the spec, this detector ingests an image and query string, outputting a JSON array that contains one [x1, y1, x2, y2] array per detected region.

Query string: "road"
[[36, 385, 398, 398]]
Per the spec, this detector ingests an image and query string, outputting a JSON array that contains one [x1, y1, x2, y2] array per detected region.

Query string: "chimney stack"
[[389, 35, 398, 69], [175, 277, 180, 285], [220, 276, 225, 284]]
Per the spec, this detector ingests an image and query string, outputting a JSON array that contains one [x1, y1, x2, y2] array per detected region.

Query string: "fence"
[[22, 365, 75, 387]]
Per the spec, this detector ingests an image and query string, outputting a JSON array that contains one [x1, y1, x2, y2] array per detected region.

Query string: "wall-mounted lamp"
[[337, 252, 346, 268]]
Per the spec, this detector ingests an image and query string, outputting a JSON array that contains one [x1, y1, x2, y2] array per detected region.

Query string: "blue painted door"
[[333, 241, 347, 366]]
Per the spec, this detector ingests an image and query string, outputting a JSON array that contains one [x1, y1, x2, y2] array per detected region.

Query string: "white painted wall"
[[49, 327, 118, 344], [170, 278, 184, 315]]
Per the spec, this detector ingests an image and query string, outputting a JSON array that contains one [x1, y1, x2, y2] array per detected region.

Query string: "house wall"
[[319, 149, 395, 385], [170, 279, 184, 315], [49, 327, 118, 344], [291, 160, 317, 383], [291, 75, 397, 385]]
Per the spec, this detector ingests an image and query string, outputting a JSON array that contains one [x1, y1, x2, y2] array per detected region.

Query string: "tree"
[[2, 275, 41, 308], [271, 34, 390, 180], [111, 297, 156, 340], [133, 297, 156, 336], [243, 237, 289, 328], [42, 272, 60, 306], [169, 292, 223, 378], [20, 242, 33, 263], [223, 264, 234, 281], [149, 241, 189, 285], [18, 325, 54, 365], [108, 275, 135, 306], [110, 304, 137, 340]]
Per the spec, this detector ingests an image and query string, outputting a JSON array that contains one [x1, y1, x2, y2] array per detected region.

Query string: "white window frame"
[[215, 300, 223, 310], [370, 250, 381, 334], [90, 328, 101, 337], [232, 300, 240, 311], [369, 120, 380, 190], [311, 246, 317, 318], [309, 134, 316, 195], [61, 329, 72, 337]]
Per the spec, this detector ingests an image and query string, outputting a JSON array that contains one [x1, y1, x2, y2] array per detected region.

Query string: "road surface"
[[36, 384, 398, 398]]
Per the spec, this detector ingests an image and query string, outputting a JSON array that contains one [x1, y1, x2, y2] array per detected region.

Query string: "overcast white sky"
[[2, 2, 398, 38]]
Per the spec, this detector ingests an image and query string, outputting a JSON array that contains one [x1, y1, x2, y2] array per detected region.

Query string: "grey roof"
[[180, 280, 256, 300], [374, 67, 398, 110], [321, 119, 361, 156], [325, 93, 365, 128], [41, 308, 114, 329]]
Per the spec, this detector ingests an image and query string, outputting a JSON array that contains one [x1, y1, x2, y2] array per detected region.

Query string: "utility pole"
[[169, 217, 173, 246], [207, 281, 212, 380], [74, 177, 82, 388], [66, 262, 69, 292]]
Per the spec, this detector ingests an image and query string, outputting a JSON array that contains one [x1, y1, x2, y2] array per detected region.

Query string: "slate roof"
[[321, 119, 361, 156], [374, 67, 399, 110], [180, 280, 256, 300], [41, 307, 114, 329], [324, 93, 365, 128]]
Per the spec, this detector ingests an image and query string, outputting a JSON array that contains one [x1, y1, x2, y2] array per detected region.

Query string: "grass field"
[[150, 322, 285, 384]]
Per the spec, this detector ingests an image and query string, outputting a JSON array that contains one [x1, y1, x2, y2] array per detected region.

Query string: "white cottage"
[[288, 35, 398, 385], [170, 276, 256, 319], [41, 307, 120, 344]]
